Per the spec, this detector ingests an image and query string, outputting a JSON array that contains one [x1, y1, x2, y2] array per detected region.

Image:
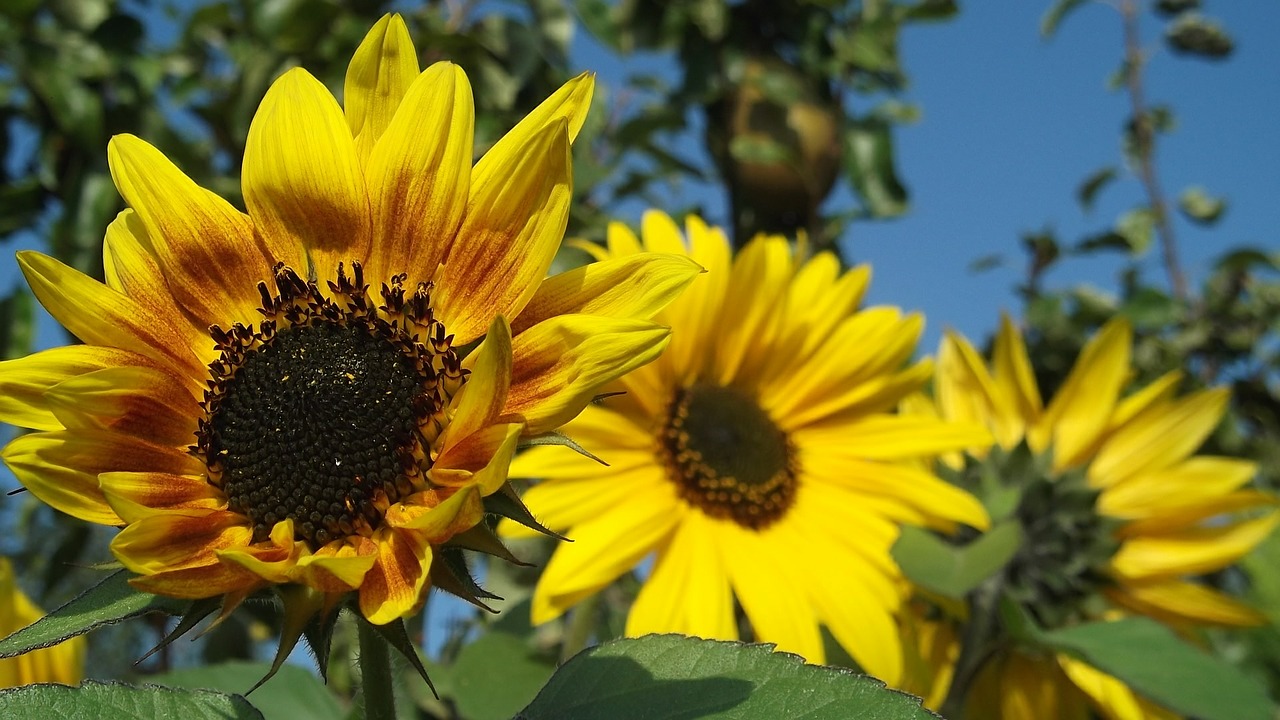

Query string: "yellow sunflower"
[[0, 14, 698, 635], [503, 211, 991, 686], [0, 558, 85, 687], [911, 315, 1278, 718]]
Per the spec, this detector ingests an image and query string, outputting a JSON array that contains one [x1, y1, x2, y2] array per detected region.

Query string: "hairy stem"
[[357, 617, 396, 720]]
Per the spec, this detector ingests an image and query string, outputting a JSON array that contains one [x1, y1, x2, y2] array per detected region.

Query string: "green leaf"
[[1076, 167, 1117, 212], [1120, 287, 1179, 328], [1038, 617, 1272, 720], [1116, 207, 1155, 255], [728, 135, 794, 166], [517, 634, 940, 720], [0, 570, 187, 659], [0, 680, 262, 720], [449, 632, 556, 720], [844, 118, 909, 218], [1166, 13, 1234, 59], [1178, 186, 1226, 224], [891, 522, 1022, 599], [153, 661, 343, 720], [1041, 0, 1089, 37]]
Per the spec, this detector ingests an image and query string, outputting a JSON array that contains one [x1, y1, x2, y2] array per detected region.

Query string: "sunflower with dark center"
[[898, 315, 1280, 718], [502, 210, 993, 687], [0, 13, 699, 664]]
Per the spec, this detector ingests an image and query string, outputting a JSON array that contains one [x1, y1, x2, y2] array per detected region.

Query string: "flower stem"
[[357, 617, 396, 720], [560, 593, 600, 664]]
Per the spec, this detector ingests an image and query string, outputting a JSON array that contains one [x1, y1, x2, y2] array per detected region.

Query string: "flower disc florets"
[[197, 262, 465, 547]]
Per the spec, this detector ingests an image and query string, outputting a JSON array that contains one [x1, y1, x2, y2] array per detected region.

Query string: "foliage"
[[1, 0, 1277, 718]]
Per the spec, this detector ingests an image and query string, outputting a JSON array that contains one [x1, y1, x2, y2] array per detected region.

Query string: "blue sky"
[[572, 2, 1279, 351]]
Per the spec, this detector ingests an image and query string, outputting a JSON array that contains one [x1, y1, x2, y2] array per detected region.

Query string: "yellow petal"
[[437, 119, 571, 345], [1107, 370, 1183, 431], [720, 521, 825, 663], [639, 210, 686, 254], [473, 72, 593, 170], [242, 68, 369, 278], [936, 328, 1024, 449], [1115, 490, 1277, 537], [295, 538, 379, 593], [106, 135, 275, 330], [710, 235, 792, 386], [802, 450, 991, 532], [1089, 388, 1229, 487], [511, 252, 702, 335], [1110, 513, 1280, 579], [99, 471, 223, 524], [504, 314, 670, 436], [19, 251, 204, 378], [445, 315, 512, 446], [531, 482, 681, 624], [606, 220, 643, 256], [1099, 456, 1257, 519], [991, 313, 1043, 422], [364, 62, 473, 285], [1057, 656, 1146, 720], [387, 485, 483, 542], [359, 528, 430, 624], [1030, 317, 1132, 468], [502, 463, 665, 540], [112, 510, 252, 575], [796, 415, 993, 462], [0, 345, 158, 431], [433, 423, 522, 495], [344, 13, 420, 161], [1108, 579, 1265, 627], [626, 511, 736, 641], [656, 216, 731, 383], [787, 515, 903, 683], [102, 209, 207, 347], [3, 429, 203, 526], [216, 520, 304, 584], [45, 366, 199, 447]]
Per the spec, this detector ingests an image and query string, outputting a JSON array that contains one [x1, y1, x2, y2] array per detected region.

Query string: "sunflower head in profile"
[[502, 210, 992, 687], [0, 13, 699, 671], [907, 315, 1278, 718]]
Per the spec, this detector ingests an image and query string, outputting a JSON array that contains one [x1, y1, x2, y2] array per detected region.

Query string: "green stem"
[[560, 593, 600, 664], [939, 579, 1003, 720], [357, 617, 396, 720]]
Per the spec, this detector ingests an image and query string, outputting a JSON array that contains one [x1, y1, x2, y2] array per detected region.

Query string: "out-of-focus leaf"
[[0, 681, 262, 719], [1121, 287, 1179, 328], [1077, 167, 1117, 212], [517, 634, 940, 720], [1155, 0, 1200, 17], [49, 0, 110, 31], [0, 570, 187, 659], [0, 287, 36, 361], [0, 179, 46, 235], [449, 632, 556, 720], [1038, 618, 1272, 720], [892, 522, 1022, 599], [1041, 0, 1089, 37], [728, 135, 793, 166], [1178, 186, 1226, 224], [1215, 248, 1280, 273], [1116, 207, 1155, 255], [1166, 13, 1234, 59], [899, 0, 959, 23], [968, 254, 1004, 273], [843, 118, 908, 218], [154, 661, 343, 720]]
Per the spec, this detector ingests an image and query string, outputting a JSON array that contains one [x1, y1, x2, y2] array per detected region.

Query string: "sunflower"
[[0, 557, 85, 687], [912, 315, 1278, 718], [503, 211, 991, 686], [0, 13, 698, 645]]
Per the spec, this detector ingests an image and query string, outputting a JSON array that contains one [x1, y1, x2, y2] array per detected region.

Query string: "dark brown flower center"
[[657, 383, 797, 530], [197, 263, 465, 547]]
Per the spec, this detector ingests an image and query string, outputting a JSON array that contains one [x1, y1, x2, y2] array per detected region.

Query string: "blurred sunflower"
[[503, 211, 991, 685], [0, 13, 697, 649], [910, 315, 1278, 718], [0, 558, 85, 687]]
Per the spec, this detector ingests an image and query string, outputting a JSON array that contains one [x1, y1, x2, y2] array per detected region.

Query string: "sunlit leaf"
[[892, 522, 1022, 599], [153, 661, 343, 720], [0, 681, 262, 720], [1178, 186, 1226, 224], [0, 571, 187, 659], [518, 634, 940, 719]]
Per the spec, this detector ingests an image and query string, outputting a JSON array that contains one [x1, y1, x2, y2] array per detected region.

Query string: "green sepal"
[[445, 522, 531, 566], [431, 547, 500, 613], [518, 431, 607, 465], [136, 596, 221, 665], [368, 616, 437, 698], [483, 482, 566, 541], [250, 585, 326, 694]]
